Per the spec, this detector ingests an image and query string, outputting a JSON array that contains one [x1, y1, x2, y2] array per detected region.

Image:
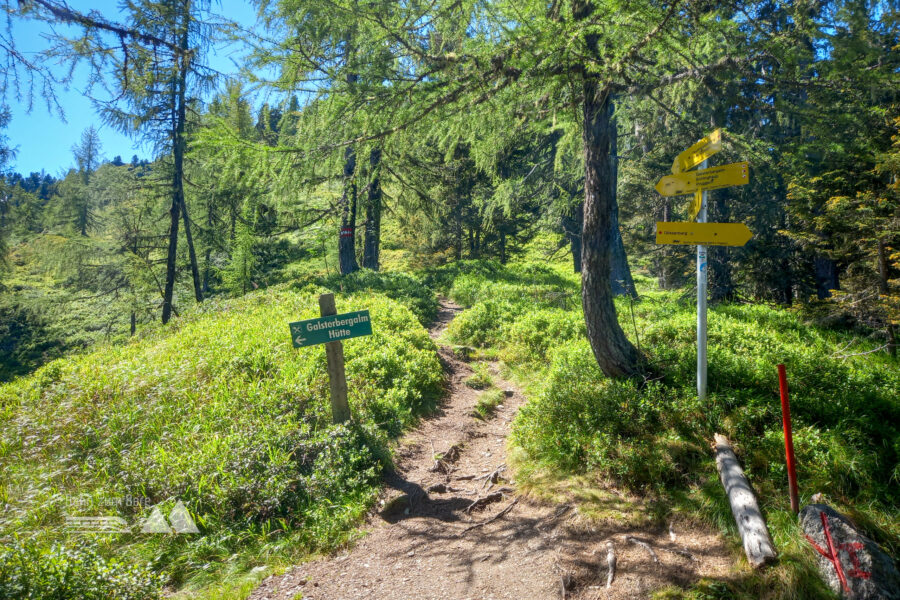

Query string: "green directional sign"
[[289, 310, 372, 348]]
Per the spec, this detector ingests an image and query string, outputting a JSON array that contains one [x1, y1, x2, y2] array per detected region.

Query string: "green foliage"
[[0, 541, 163, 600], [473, 389, 505, 420], [221, 201, 258, 295], [0, 299, 68, 381], [444, 261, 900, 560], [464, 363, 493, 390], [308, 268, 438, 324], [0, 286, 443, 592]]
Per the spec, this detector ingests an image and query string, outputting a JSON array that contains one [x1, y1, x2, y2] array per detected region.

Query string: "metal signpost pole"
[[697, 159, 708, 401], [656, 130, 750, 402]]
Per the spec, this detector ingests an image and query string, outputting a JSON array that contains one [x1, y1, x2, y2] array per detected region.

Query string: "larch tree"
[[255, 0, 762, 377], [69, 126, 103, 236], [12, 0, 222, 322]]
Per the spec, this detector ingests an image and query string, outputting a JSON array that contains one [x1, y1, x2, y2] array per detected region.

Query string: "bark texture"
[[362, 147, 382, 271], [161, 12, 189, 325], [339, 145, 360, 275], [814, 254, 839, 299], [580, 79, 641, 378], [709, 195, 736, 303], [562, 204, 583, 273], [713, 434, 777, 569], [181, 197, 203, 303], [607, 102, 637, 299]]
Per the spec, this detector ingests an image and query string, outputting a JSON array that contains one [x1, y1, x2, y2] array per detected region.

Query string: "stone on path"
[[800, 503, 900, 599]]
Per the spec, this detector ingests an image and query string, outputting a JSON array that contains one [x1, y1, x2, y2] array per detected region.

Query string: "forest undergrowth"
[[1, 258, 897, 599], [440, 259, 899, 599]]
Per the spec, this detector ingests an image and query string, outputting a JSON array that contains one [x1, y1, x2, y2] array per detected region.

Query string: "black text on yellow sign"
[[656, 162, 749, 197], [655, 221, 753, 247]]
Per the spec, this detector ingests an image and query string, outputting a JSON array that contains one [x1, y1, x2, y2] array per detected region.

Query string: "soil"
[[249, 299, 734, 600]]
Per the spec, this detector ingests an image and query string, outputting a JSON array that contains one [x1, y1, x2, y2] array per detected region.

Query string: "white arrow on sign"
[[294, 336, 307, 346]]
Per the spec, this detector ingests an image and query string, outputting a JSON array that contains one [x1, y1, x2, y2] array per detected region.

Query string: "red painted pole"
[[778, 364, 800, 514]]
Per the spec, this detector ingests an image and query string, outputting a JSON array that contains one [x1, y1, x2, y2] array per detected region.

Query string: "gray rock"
[[799, 503, 900, 599]]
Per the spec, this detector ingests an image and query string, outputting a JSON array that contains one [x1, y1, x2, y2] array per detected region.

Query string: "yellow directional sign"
[[656, 161, 749, 197], [672, 129, 722, 174], [656, 221, 752, 247], [688, 191, 703, 221]]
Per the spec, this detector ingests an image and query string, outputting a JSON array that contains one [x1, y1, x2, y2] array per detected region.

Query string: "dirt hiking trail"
[[250, 299, 733, 600]]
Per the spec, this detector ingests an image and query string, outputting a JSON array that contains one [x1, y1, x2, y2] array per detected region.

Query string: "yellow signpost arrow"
[[688, 190, 703, 221], [655, 221, 752, 247], [656, 161, 749, 197], [672, 128, 722, 174]]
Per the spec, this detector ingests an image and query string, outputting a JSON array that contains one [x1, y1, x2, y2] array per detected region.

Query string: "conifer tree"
[[15, 0, 220, 321]]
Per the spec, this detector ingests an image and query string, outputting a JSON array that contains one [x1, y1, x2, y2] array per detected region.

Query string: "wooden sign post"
[[288, 294, 373, 424], [318, 294, 351, 424]]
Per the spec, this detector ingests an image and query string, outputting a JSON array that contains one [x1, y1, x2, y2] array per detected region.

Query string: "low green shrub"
[[0, 541, 163, 600], [0, 286, 444, 593], [473, 389, 506, 420], [442, 261, 899, 561], [501, 309, 584, 365], [464, 363, 493, 390], [296, 269, 438, 324]]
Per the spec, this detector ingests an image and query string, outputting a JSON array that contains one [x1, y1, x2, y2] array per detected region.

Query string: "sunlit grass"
[[444, 259, 899, 599], [0, 281, 443, 598]]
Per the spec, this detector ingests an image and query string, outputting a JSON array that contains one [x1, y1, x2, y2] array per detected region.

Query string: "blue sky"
[[6, 1, 262, 176]]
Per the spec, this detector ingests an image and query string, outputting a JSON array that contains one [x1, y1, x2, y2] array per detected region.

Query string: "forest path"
[[249, 299, 732, 600]]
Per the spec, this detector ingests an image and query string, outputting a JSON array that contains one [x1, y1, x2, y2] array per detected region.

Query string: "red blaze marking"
[[804, 512, 872, 594]]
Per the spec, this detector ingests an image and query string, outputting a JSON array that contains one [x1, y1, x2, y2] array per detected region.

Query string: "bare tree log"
[[713, 433, 777, 568], [605, 540, 616, 588]]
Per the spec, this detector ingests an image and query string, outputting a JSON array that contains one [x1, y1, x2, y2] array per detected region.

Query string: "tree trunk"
[[362, 147, 382, 270], [877, 239, 897, 357], [130, 311, 136, 336], [713, 433, 778, 568], [161, 17, 189, 324], [779, 211, 793, 304], [814, 254, 839, 299], [454, 210, 463, 260], [562, 203, 583, 273], [709, 195, 736, 303], [338, 145, 360, 275], [580, 79, 641, 378], [202, 248, 211, 294], [181, 197, 203, 303], [656, 200, 672, 289], [607, 103, 637, 299], [161, 193, 180, 324]]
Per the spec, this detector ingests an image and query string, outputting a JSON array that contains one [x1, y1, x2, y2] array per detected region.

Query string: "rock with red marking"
[[800, 503, 900, 599]]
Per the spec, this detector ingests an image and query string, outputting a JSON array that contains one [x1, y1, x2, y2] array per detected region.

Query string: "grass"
[[0, 277, 443, 598], [4, 250, 898, 599], [464, 363, 493, 390], [473, 389, 506, 420], [441, 259, 899, 599]]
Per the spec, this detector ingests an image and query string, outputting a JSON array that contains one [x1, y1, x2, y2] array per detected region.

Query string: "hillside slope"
[[1, 281, 443, 598]]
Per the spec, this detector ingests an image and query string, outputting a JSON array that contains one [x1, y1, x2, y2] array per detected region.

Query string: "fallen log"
[[713, 433, 777, 569], [605, 541, 616, 588]]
